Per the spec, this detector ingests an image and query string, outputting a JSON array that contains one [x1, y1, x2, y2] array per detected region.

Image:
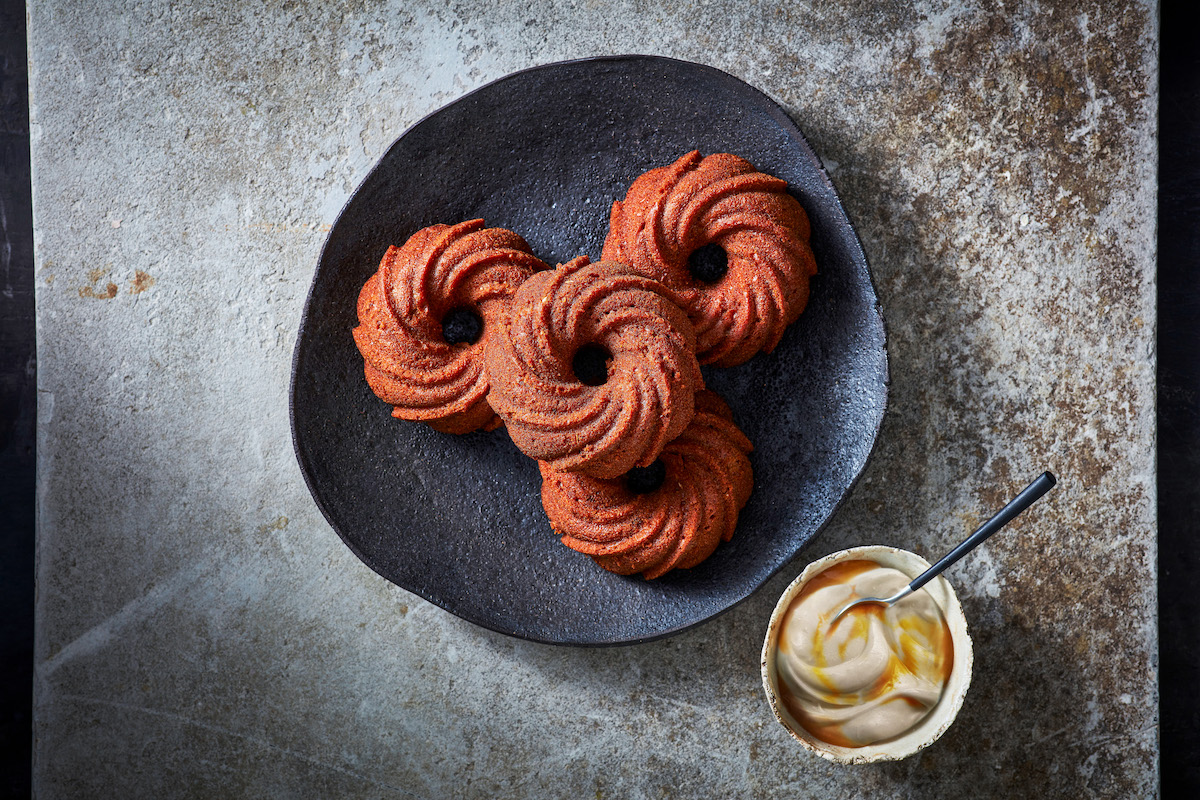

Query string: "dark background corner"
[[1157, 0, 1200, 797], [0, 0, 34, 797]]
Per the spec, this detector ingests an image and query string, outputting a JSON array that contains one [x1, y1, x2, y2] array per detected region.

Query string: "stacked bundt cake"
[[540, 391, 753, 579], [484, 256, 703, 479]]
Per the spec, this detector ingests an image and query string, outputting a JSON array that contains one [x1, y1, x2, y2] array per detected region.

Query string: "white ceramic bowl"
[[760, 545, 974, 763]]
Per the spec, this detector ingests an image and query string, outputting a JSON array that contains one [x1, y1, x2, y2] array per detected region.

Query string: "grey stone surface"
[[30, 1, 1157, 797]]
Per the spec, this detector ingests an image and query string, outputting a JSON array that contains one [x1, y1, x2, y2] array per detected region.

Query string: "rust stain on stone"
[[887, 2, 1150, 234], [130, 270, 156, 294], [79, 267, 119, 299], [256, 516, 289, 534], [79, 282, 118, 299]]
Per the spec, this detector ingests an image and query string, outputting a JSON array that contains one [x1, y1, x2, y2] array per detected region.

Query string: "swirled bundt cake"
[[352, 220, 547, 434], [601, 150, 817, 367], [485, 256, 704, 479], [539, 390, 754, 579]]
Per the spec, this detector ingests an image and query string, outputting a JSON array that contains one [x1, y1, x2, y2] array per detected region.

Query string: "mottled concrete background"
[[30, 1, 1157, 797]]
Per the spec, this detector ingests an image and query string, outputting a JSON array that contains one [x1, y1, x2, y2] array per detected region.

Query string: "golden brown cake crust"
[[485, 256, 704, 479], [602, 150, 817, 367], [352, 220, 546, 434], [539, 390, 754, 579]]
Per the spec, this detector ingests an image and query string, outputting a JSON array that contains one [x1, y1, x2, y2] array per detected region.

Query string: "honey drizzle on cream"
[[776, 560, 954, 748]]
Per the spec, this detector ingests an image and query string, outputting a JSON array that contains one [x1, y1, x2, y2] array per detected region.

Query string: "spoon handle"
[[909, 471, 1057, 592]]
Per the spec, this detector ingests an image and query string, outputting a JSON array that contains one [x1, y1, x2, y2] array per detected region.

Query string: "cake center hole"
[[625, 460, 666, 495], [572, 343, 611, 386], [441, 307, 483, 345], [687, 243, 728, 284]]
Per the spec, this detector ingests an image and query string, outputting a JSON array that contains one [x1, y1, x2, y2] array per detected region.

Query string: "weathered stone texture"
[[31, 1, 1156, 797]]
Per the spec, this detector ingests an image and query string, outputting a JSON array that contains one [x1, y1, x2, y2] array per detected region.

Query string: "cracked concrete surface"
[[31, 1, 1157, 797]]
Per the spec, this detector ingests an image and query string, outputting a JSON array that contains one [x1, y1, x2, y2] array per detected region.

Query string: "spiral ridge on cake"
[[602, 150, 818, 367], [540, 390, 754, 579], [485, 256, 704, 478], [352, 220, 547, 434]]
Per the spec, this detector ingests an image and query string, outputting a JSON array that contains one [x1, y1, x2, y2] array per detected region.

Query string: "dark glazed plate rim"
[[290, 54, 889, 646]]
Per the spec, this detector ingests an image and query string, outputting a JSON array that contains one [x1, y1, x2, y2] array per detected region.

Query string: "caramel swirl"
[[602, 151, 817, 367]]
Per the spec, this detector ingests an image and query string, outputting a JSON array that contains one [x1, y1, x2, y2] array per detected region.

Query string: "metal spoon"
[[830, 471, 1057, 624]]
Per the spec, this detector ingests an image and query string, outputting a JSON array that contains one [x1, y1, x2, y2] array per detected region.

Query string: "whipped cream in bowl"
[[761, 546, 974, 763]]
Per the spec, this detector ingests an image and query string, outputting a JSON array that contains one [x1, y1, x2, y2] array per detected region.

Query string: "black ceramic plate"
[[291, 55, 888, 646]]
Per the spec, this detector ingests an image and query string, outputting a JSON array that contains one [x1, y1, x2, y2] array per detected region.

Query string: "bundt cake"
[[539, 390, 754, 579], [485, 256, 704, 479], [352, 219, 547, 434], [602, 150, 817, 367]]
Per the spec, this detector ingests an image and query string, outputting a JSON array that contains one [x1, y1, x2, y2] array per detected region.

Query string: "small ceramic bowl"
[[760, 545, 974, 763]]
